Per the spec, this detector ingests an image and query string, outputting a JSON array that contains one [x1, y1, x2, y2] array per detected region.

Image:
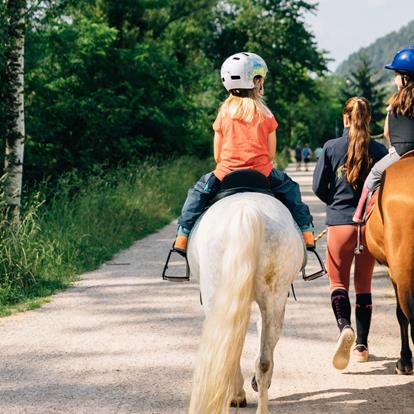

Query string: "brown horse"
[[366, 157, 414, 374]]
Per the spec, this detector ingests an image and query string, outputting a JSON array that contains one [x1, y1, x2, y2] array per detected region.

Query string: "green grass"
[[0, 156, 210, 315]]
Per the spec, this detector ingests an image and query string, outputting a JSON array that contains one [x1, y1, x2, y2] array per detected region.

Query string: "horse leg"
[[230, 364, 247, 408], [254, 294, 286, 414], [393, 282, 413, 375]]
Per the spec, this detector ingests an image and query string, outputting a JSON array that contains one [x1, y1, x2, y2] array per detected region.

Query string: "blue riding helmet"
[[385, 46, 414, 75]]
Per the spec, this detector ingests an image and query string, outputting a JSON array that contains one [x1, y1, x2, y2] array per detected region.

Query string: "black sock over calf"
[[356, 293, 372, 346], [331, 289, 351, 331]]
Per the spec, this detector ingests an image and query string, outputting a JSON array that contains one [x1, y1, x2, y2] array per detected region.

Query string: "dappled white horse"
[[187, 192, 304, 414]]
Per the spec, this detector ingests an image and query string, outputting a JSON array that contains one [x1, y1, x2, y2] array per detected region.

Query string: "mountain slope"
[[336, 20, 414, 79]]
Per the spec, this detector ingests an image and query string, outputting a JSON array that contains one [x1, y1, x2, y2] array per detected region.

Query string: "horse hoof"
[[251, 376, 258, 392], [395, 360, 413, 375], [230, 398, 247, 408]]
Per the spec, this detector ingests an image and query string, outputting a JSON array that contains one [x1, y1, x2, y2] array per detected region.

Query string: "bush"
[[0, 157, 210, 314]]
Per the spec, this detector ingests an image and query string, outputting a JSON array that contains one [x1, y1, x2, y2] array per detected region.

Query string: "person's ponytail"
[[344, 97, 371, 189]]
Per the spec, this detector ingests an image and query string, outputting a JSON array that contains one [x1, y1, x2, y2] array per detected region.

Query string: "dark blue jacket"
[[312, 128, 387, 225]]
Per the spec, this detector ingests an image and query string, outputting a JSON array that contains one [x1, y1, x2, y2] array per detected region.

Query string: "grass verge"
[[0, 156, 209, 316]]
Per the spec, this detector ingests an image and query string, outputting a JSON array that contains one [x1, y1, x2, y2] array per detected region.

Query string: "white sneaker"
[[332, 326, 355, 370]]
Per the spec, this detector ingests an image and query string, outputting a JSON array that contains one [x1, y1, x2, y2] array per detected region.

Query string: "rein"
[[315, 228, 328, 242]]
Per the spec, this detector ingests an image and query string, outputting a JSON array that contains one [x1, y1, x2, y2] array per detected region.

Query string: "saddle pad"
[[401, 149, 414, 159]]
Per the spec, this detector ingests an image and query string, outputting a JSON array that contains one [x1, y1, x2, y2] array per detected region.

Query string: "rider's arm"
[[214, 132, 222, 163], [268, 131, 276, 162]]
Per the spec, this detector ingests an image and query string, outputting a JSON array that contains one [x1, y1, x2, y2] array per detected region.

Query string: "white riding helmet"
[[220, 52, 268, 91]]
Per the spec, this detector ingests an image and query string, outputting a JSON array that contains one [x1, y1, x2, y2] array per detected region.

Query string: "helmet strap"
[[230, 89, 253, 97]]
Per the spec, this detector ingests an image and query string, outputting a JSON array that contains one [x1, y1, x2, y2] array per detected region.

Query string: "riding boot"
[[303, 231, 315, 249], [174, 235, 188, 253], [353, 187, 370, 223]]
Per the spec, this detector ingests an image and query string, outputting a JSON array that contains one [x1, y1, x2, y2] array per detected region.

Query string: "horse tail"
[[188, 202, 264, 414]]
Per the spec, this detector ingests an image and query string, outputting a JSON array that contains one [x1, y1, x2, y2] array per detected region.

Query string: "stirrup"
[[302, 247, 327, 281], [354, 224, 364, 255], [162, 243, 190, 282]]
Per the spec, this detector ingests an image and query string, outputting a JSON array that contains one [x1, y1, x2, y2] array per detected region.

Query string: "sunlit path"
[[0, 163, 413, 414]]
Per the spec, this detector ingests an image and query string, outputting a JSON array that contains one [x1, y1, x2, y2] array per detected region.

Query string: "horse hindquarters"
[[366, 201, 387, 266], [377, 160, 414, 374], [188, 203, 264, 414]]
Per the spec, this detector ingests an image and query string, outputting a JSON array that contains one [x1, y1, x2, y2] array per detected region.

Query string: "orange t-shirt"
[[212, 112, 278, 181]]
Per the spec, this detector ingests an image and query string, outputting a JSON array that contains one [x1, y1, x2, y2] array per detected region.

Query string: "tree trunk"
[[4, 0, 26, 226]]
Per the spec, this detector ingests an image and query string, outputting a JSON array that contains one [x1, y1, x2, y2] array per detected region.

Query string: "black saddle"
[[212, 170, 273, 204], [162, 169, 327, 284]]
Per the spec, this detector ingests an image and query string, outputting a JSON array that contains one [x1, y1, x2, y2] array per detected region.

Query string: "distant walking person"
[[313, 97, 387, 370], [295, 144, 302, 170], [353, 46, 414, 222], [303, 143, 312, 171]]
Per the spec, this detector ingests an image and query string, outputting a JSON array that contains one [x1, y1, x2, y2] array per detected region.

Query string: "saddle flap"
[[365, 190, 379, 222]]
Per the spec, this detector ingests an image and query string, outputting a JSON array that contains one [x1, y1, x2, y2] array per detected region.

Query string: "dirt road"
[[1, 163, 413, 413]]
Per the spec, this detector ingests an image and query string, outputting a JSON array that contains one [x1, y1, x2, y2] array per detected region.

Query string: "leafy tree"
[[291, 75, 344, 148], [24, 0, 221, 181], [3, 0, 27, 225], [1, 0, 329, 184], [0, 3, 7, 156], [210, 0, 328, 147], [342, 54, 386, 134]]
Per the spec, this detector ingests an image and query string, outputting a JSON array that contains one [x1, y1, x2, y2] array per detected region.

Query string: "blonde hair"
[[218, 86, 271, 122], [343, 97, 372, 189]]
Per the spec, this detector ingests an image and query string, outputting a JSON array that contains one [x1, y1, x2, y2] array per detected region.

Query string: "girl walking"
[[174, 52, 314, 253], [313, 97, 387, 370], [353, 46, 414, 222]]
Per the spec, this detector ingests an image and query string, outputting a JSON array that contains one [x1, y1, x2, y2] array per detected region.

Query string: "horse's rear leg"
[[393, 282, 413, 374], [230, 364, 247, 408], [254, 295, 286, 414]]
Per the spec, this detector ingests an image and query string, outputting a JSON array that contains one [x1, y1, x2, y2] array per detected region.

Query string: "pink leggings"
[[326, 225, 376, 294]]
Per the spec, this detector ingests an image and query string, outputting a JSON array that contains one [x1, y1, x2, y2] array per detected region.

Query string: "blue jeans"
[[268, 169, 313, 231], [178, 169, 313, 235]]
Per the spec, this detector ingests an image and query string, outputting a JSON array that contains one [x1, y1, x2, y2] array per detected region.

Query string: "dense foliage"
[[290, 76, 344, 146], [341, 55, 386, 135], [2, 0, 331, 183]]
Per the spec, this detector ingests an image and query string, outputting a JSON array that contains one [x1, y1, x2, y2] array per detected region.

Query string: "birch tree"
[[4, 0, 27, 226]]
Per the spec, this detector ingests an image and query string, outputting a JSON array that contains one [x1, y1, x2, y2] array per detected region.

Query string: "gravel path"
[[1, 163, 413, 414]]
